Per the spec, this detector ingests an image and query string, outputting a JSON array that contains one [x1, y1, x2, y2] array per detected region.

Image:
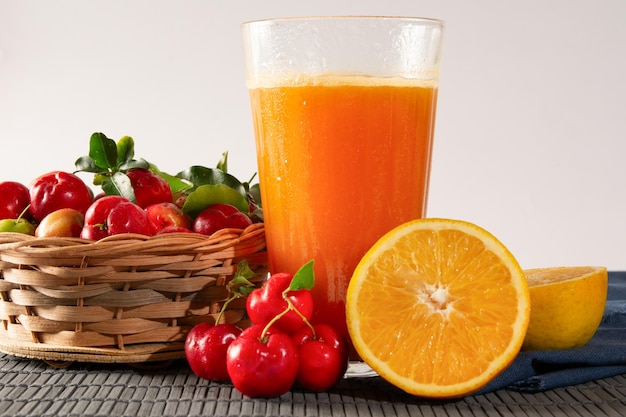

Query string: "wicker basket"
[[0, 223, 267, 365]]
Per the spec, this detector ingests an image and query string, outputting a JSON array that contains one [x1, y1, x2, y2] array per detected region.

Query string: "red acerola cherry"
[[246, 272, 314, 335], [80, 195, 128, 240], [126, 168, 173, 208], [106, 201, 152, 236], [0, 181, 31, 220], [226, 324, 299, 398], [29, 171, 93, 222], [145, 202, 192, 235], [193, 204, 252, 236], [291, 324, 349, 392], [185, 322, 242, 381]]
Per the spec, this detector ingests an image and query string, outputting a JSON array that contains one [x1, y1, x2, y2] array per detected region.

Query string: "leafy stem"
[[216, 260, 257, 324], [74, 133, 149, 202]]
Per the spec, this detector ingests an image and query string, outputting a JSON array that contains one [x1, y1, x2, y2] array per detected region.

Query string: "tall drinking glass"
[[242, 17, 444, 356]]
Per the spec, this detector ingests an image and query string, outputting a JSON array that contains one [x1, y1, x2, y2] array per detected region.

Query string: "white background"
[[1, 0, 624, 270]]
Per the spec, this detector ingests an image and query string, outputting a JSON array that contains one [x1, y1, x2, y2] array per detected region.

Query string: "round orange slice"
[[346, 218, 530, 398]]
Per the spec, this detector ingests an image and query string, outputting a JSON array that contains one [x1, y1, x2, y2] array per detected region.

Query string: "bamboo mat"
[[1, 353, 625, 417]]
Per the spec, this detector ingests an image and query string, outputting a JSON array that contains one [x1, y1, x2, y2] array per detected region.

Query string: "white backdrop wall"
[[1, 0, 624, 270]]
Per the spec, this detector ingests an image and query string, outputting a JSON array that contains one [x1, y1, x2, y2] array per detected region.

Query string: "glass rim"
[[242, 15, 445, 28]]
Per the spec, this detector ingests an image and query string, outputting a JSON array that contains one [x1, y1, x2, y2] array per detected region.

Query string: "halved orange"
[[522, 266, 608, 351], [346, 218, 530, 398]]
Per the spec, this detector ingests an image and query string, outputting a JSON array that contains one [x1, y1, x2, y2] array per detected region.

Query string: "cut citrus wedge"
[[522, 266, 608, 351], [346, 218, 530, 398]]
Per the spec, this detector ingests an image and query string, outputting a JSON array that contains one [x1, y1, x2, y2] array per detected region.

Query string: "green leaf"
[[231, 273, 253, 285], [238, 285, 256, 295], [177, 165, 213, 186], [159, 171, 192, 194], [149, 164, 192, 194], [182, 184, 249, 217], [116, 135, 135, 166], [242, 172, 258, 193], [251, 207, 263, 222], [216, 151, 228, 173], [74, 155, 101, 173], [101, 172, 136, 202], [226, 260, 258, 297], [289, 260, 315, 291], [176, 165, 246, 195], [230, 274, 255, 295], [93, 173, 109, 186], [235, 259, 256, 280], [118, 158, 150, 172], [249, 183, 262, 208], [176, 165, 245, 188], [89, 132, 118, 170]]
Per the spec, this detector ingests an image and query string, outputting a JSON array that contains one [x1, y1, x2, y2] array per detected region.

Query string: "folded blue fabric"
[[478, 271, 626, 393]]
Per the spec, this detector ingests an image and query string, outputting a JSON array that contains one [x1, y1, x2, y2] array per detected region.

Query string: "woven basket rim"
[[0, 222, 264, 250]]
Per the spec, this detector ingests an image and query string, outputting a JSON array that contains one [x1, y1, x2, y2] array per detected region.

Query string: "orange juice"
[[250, 74, 438, 352]]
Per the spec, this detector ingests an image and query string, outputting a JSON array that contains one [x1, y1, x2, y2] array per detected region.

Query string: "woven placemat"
[[1, 353, 625, 417]]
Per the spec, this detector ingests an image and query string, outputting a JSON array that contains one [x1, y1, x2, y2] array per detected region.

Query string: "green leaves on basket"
[[74, 132, 190, 202], [74, 132, 262, 218]]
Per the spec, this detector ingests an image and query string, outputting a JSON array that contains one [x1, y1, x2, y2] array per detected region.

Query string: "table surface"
[[2, 270, 626, 417], [1, 352, 625, 417]]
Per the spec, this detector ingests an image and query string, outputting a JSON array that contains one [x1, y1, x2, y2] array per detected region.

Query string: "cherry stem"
[[259, 288, 316, 341], [215, 294, 237, 325], [259, 304, 289, 341], [17, 205, 31, 222]]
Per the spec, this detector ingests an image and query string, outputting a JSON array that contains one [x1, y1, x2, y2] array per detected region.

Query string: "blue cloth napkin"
[[478, 271, 626, 393]]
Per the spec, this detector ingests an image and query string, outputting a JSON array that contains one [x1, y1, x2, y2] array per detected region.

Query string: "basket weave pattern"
[[0, 223, 266, 358]]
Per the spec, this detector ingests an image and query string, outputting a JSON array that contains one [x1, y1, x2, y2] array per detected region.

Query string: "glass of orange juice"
[[242, 17, 444, 356]]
